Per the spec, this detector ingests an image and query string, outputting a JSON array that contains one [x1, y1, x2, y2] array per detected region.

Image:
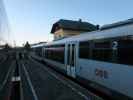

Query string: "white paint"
[[22, 64, 39, 100], [11, 76, 21, 82]]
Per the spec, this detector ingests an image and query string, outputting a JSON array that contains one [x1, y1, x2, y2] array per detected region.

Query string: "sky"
[[3, 0, 133, 46]]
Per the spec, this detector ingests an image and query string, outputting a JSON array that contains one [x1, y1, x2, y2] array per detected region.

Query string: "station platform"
[[19, 56, 103, 100]]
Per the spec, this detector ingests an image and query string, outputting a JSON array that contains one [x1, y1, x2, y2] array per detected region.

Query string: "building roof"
[[51, 19, 98, 33]]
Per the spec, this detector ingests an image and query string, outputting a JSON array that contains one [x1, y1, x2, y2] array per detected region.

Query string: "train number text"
[[95, 68, 109, 79]]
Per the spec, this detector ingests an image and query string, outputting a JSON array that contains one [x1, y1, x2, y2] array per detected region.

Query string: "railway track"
[[0, 52, 16, 100], [0, 51, 105, 100]]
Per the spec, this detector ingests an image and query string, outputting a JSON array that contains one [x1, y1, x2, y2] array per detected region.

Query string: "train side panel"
[[77, 59, 133, 98]]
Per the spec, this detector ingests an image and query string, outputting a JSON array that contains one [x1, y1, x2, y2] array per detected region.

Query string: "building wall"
[[54, 29, 64, 39], [63, 29, 86, 36], [54, 29, 86, 40]]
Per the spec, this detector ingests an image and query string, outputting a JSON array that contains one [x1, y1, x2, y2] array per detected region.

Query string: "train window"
[[92, 41, 112, 62], [95, 41, 111, 48], [45, 45, 65, 64], [92, 48, 112, 61], [79, 41, 90, 59], [117, 39, 133, 65]]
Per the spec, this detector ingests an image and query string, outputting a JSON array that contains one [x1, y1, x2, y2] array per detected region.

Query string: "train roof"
[[31, 43, 46, 48], [100, 18, 133, 30], [46, 22, 133, 46]]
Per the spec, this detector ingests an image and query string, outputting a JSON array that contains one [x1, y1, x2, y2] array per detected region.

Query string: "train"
[[32, 19, 133, 100]]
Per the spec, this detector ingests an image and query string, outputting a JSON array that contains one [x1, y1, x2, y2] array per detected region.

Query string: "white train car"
[[31, 43, 46, 57], [42, 19, 133, 99]]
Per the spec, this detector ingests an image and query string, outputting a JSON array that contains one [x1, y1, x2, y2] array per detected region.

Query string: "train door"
[[66, 42, 77, 78]]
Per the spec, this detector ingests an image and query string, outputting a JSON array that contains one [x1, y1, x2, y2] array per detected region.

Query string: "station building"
[[51, 19, 98, 40]]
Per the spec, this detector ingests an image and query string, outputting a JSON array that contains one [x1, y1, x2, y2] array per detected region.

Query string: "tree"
[[24, 41, 31, 51]]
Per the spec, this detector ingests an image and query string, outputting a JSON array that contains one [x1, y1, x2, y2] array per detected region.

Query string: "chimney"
[[96, 25, 100, 30], [79, 19, 82, 22]]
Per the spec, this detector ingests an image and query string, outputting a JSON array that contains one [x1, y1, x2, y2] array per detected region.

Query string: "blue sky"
[[3, 0, 133, 45]]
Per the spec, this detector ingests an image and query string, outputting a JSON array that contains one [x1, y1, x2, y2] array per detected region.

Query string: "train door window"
[[71, 44, 75, 66], [117, 37, 133, 65], [92, 40, 112, 62], [67, 44, 70, 65], [79, 41, 90, 59]]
